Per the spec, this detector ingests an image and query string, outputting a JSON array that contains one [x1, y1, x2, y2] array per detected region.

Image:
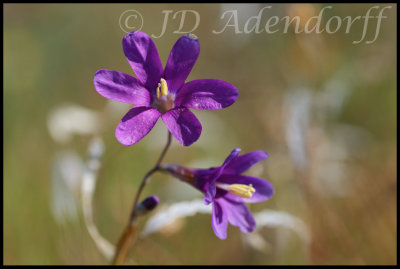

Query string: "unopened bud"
[[135, 195, 160, 217]]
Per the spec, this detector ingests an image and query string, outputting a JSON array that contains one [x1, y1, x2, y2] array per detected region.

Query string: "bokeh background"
[[4, 3, 397, 265]]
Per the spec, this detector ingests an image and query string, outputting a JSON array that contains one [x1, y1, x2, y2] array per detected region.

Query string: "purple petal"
[[218, 175, 274, 203], [115, 107, 161, 146], [221, 148, 241, 168], [204, 183, 217, 205], [211, 200, 228, 240], [161, 107, 202, 146], [175, 79, 238, 110], [122, 31, 163, 93], [94, 69, 150, 106], [224, 150, 268, 175], [218, 198, 255, 233], [204, 148, 241, 205], [164, 34, 200, 93]]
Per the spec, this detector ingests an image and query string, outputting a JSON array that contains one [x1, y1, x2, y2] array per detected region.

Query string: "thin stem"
[[112, 132, 172, 265], [129, 132, 172, 221]]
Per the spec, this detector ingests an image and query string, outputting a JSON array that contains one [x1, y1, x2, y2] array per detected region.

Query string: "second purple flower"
[[94, 31, 238, 146], [161, 148, 274, 240]]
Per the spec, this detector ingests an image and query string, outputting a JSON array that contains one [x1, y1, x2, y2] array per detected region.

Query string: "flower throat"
[[153, 78, 175, 113]]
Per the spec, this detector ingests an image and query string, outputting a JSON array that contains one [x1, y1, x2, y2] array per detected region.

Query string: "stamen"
[[216, 183, 256, 198], [160, 78, 168, 96], [156, 85, 161, 99], [156, 78, 169, 99]]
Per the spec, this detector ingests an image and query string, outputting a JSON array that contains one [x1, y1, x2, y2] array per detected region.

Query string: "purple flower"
[[162, 148, 274, 240], [94, 31, 238, 146]]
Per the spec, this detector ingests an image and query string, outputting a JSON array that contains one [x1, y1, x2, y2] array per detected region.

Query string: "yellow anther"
[[156, 78, 168, 99], [160, 78, 168, 96], [228, 184, 256, 198], [156, 85, 161, 99]]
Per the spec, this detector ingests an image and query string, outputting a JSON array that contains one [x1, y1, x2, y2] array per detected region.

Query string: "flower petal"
[[204, 148, 241, 205], [218, 175, 274, 203], [94, 69, 150, 106], [115, 107, 161, 146], [221, 148, 241, 168], [204, 182, 217, 205], [164, 34, 200, 93], [175, 79, 238, 110], [122, 31, 163, 92], [224, 150, 268, 175], [212, 200, 228, 240], [218, 198, 255, 233], [161, 107, 202, 146]]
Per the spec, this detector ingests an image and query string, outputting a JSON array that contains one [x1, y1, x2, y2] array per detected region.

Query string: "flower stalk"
[[112, 132, 172, 265]]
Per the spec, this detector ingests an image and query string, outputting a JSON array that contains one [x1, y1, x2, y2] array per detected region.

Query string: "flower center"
[[216, 183, 256, 198], [152, 78, 175, 113]]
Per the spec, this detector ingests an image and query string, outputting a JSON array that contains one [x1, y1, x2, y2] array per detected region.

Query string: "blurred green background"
[[4, 3, 396, 265]]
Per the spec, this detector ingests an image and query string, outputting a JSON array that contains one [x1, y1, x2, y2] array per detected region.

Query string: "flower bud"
[[135, 195, 160, 216]]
